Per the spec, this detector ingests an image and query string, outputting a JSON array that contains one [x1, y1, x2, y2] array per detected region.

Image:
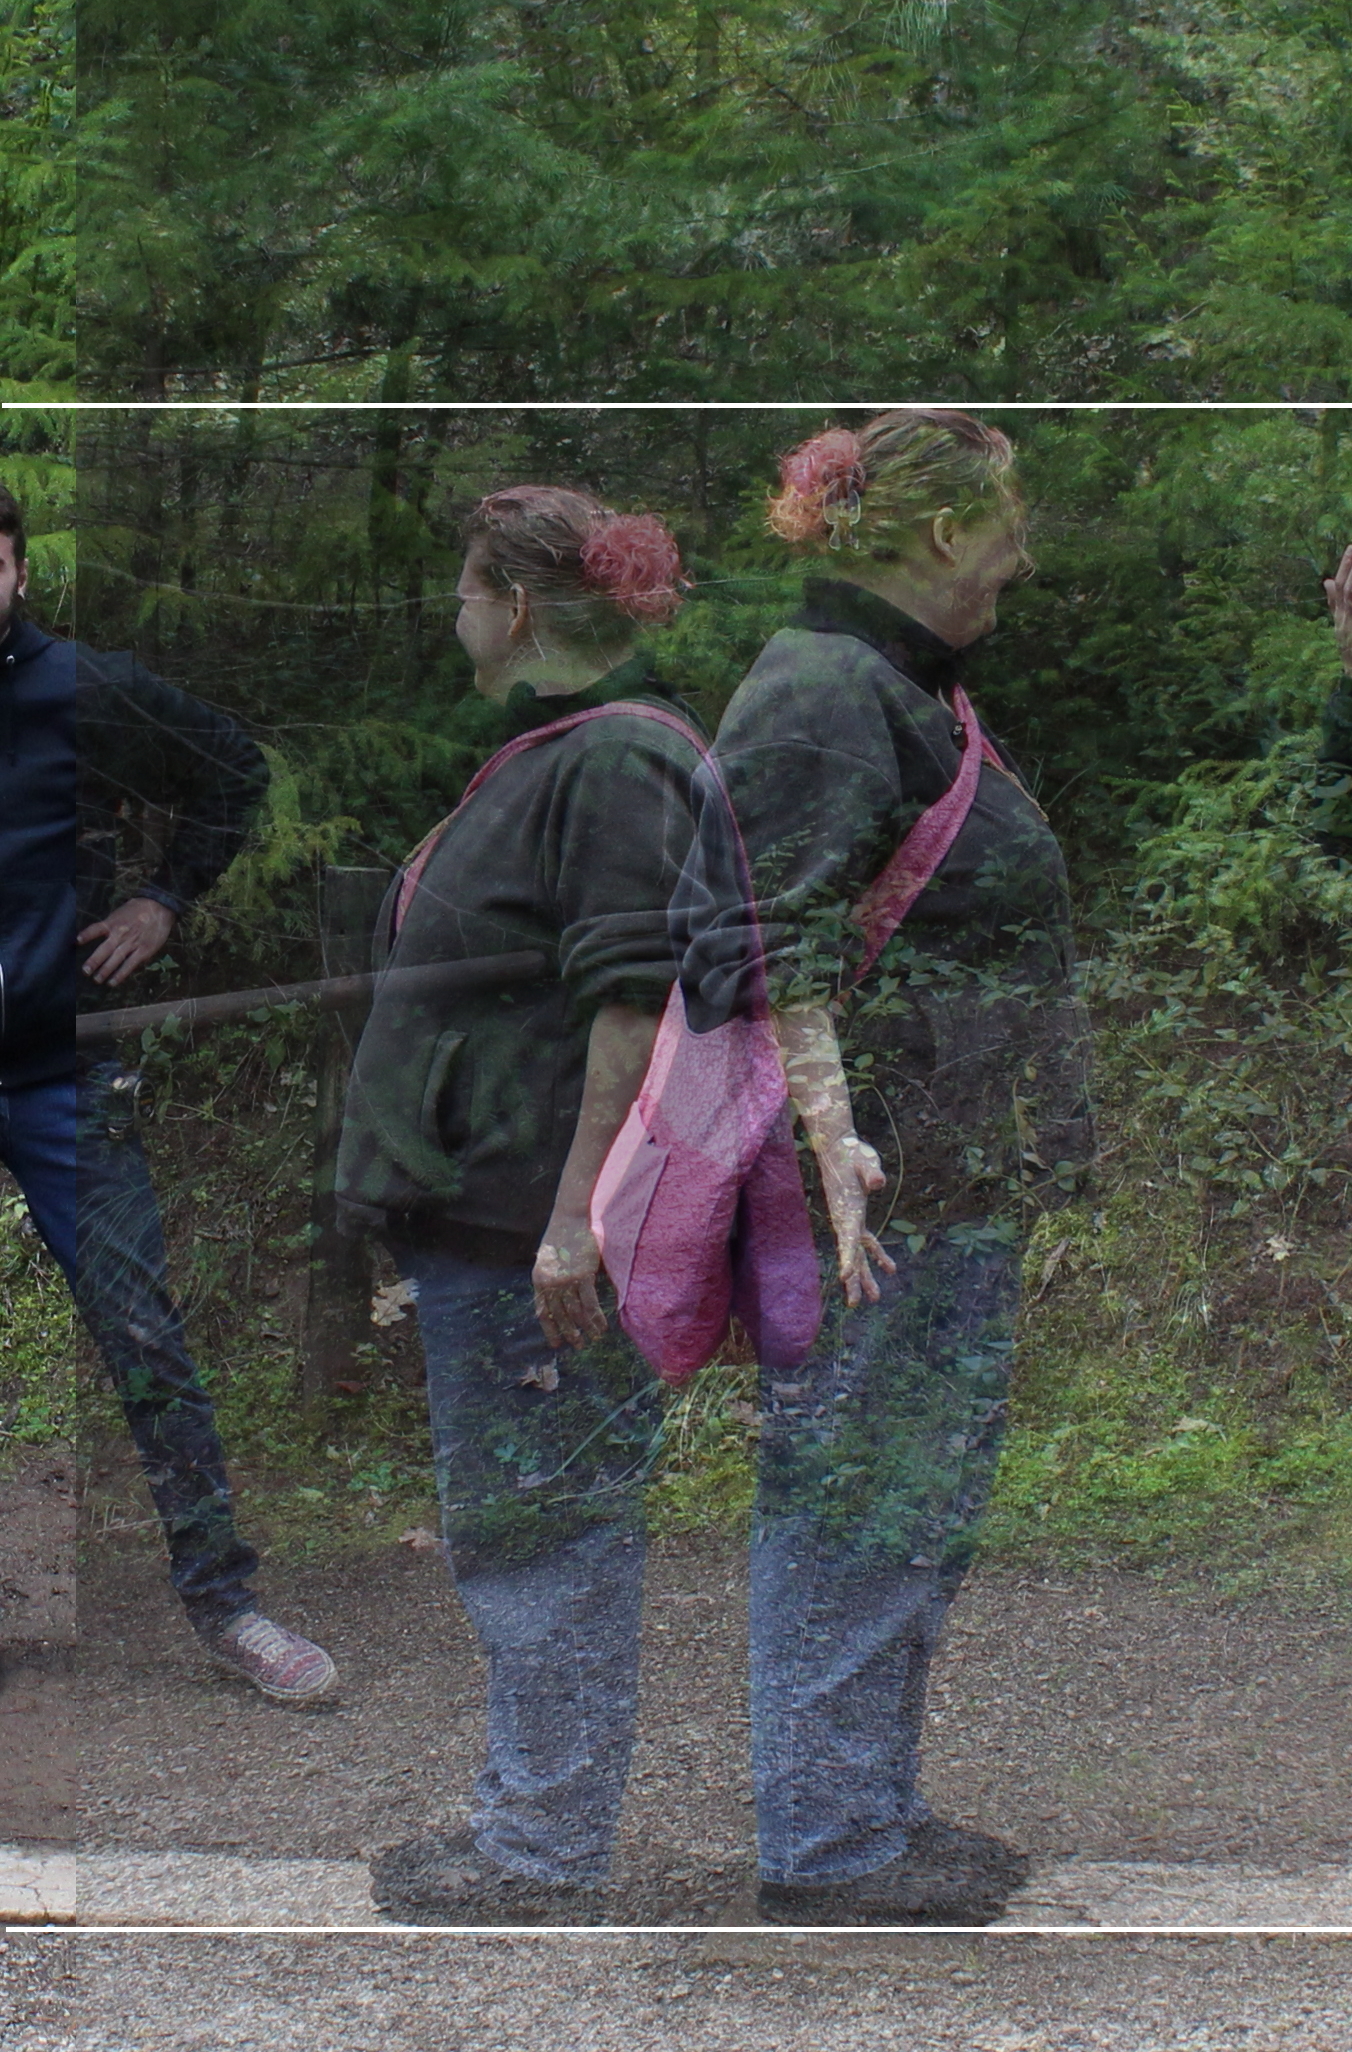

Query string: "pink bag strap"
[[851, 682, 1004, 980], [392, 700, 706, 937], [394, 681, 1006, 985]]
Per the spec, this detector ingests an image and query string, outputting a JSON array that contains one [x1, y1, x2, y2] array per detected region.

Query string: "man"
[[0, 483, 335, 1699]]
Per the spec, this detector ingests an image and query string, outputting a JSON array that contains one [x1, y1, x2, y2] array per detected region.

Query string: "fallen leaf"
[[397, 1526, 442, 1552], [519, 1360, 560, 1392], [1033, 1236, 1071, 1300], [371, 1278, 418, 1326], [1011, 1087, 1049, 1170]]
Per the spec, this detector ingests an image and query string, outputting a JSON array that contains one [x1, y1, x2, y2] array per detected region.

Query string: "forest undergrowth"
[[66, 747, 1352, 1601]]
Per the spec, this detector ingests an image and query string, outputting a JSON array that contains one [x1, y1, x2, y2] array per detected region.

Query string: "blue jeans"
[[0, 1074, 78, 1283], [750, 1230, 1017, 1883], [395, 1240, 663, 1884], [0, 1062, 259, 1629], [399, 1229, 1018, 1886]]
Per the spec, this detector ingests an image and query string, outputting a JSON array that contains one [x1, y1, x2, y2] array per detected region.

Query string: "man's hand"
[[77, 897, 178, 987], [533, 1216, 608, 1351], [1325, 543, 1352, 676]]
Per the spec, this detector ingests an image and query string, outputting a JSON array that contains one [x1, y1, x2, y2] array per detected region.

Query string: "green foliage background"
[[0, 0, 72, 396], [0, 0, 1335, 402], [7, 3, 1352, 403], [61, 402, 1352, 924]]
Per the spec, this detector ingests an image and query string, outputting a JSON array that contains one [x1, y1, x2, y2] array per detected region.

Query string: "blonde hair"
[[767, 408, 1027, 563], [464, 486, 688, 651]]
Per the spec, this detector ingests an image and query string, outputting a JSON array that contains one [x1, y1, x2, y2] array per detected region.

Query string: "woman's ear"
[[929, 510, 960, 566], [506, 582, 532, 640]]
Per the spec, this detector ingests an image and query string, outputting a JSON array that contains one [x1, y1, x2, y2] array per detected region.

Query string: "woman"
[[690, 409, 1095, 1923], [337, 486, 703, 1919]]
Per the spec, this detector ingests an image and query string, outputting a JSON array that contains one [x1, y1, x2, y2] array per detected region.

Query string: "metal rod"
[[76, 950, 549, 1042]]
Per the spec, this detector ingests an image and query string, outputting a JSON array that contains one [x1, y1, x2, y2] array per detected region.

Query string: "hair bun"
[[579, 513, 688, 624], [769, 429, 867, 542]]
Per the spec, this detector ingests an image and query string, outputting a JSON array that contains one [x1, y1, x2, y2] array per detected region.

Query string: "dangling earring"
[[824, 488, 862, 552]]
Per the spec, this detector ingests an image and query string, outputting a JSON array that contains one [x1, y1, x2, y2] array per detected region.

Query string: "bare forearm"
[[770, 1002, 856, 1151], [547, 1002, 661, 1230], [771, 1001, 896, 1305], [1325, 543, 1352, 675]]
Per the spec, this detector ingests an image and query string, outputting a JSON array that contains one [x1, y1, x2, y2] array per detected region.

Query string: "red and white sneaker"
[[205, 1610, 337, 1702]]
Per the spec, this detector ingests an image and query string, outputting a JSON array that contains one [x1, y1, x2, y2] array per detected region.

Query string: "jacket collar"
[[0, 613, 56, 666], [500, 654, 699, 739], [796, 577, 966, 699]]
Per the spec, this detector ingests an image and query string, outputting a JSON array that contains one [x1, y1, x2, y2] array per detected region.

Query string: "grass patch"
[[647, 1360, 758, 1537], [0, 1193, 74, 1450]]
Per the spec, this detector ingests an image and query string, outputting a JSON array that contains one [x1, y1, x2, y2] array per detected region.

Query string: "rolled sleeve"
[[551, 722, 702, 1017]]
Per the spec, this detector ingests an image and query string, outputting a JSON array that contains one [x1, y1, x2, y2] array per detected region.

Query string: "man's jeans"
[[398, 1228, 1018, 1887], [0, 1063, 258, 1630], [0, 1074, 78, 1282]]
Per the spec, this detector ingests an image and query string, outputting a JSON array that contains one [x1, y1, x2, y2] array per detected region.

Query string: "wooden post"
[[301, 866, 392, 1406]]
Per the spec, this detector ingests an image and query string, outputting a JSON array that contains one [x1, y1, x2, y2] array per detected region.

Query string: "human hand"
[[815, 1130, 898, 1308], [77, 897, 178, 986], [1326, 544, 1352, 675], [533, 1217, 608, 1350]]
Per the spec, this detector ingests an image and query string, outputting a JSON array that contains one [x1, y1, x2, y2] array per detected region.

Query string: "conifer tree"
[[71, 2, 1352, 401], [0, 0, 73, 395]]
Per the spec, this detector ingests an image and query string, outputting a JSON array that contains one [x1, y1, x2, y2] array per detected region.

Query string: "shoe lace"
[[231, 1613, 299, 1663]]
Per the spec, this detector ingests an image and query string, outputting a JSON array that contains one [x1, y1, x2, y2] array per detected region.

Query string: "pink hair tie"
[[579, 513, 689, 624]]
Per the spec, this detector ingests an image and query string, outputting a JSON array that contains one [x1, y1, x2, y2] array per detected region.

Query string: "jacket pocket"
[[419, 1029, 468, 1151]]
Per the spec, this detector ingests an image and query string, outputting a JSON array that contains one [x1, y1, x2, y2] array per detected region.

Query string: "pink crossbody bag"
[[590, 683, 1003, 1385], [392, 690, 998, 1385]]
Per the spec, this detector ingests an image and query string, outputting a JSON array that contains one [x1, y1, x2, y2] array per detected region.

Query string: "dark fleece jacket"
[[688, 579, 1095, 1219], [337, 661, 705, 1246], [0, 616, 76, 1085]]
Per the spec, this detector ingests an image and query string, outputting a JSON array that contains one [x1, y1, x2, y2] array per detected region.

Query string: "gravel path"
[[2, 1450, 76, 1847], [3, 1932, 1351, 2050], [61, 1845, 1352, 1929], [77, 1533, 1352, 1925], [0, 1451, 75, 1646]]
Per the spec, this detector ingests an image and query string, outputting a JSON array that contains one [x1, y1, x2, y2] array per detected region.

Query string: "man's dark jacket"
[[0, 616, 75, 1084], [0, 612, 268, 1087], [76, 641, 270, 935]]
